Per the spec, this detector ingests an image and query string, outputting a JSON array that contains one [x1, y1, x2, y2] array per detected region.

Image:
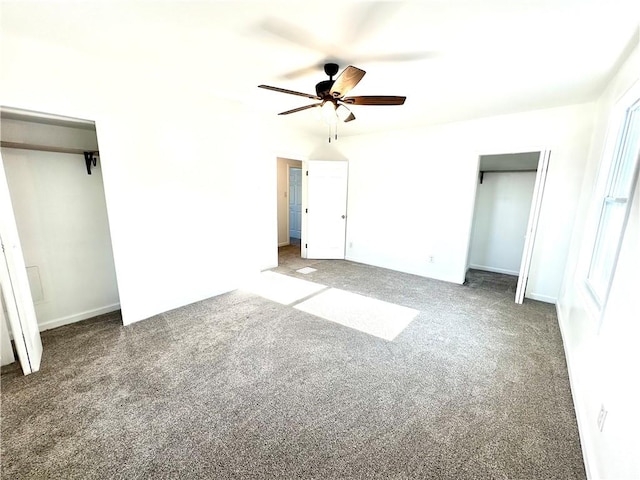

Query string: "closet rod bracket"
[[84, 151, 97, 175]]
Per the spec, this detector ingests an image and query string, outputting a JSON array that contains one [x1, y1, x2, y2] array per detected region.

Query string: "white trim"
[[584, 84, 640, 326], [4, 303, 122, 339], [285, 164, 292, 247], [461, 156, 482, 282], [301, 161, 308, 259], [475, 145, 551, 159], [468, 264, 519, 276], [525, 292, 556, 304], [38, 303, 121, 332], [516, 149, 551, 304], [555, 303, 594, 480]]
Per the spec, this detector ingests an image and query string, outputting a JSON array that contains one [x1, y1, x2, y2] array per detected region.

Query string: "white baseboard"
[[525, 292, 557, 304], [469, 264, 519, 276], [38, 303, 121, 332], [556, 303, 593, 479]]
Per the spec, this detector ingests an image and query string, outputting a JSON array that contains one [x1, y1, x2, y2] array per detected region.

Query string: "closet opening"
[[1, 106, 121, 373], [466, 150, 550, 303]]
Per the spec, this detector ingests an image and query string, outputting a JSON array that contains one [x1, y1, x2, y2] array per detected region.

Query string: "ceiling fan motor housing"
[[315, 80, 334, 98], [316, 63, 340, 97], [324, 63, 339, 78]]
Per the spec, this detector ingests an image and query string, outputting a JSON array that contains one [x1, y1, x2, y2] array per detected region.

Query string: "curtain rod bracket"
[[83, 151, 97, 175]]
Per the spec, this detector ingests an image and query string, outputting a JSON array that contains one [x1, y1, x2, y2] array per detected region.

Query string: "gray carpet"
[[464, 269, 519, 294], [1, 248, 585, 479]]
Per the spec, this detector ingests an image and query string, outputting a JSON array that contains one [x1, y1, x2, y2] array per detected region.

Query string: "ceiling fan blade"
[[280, 51, 438, 80], [257, 18, 339, 58], [355, 51, 439, 63], [343, 2, 403, 45], [256, 18, 359, 80], [342, 96, 406, 106], [278, 103, 321, 115], [280, 63, 327, 80], [330, 66, 366, 98], [258, 85, 320, 100]]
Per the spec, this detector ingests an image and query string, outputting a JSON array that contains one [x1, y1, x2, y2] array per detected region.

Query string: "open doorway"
[[277, 157, 303, 262], [275, 158, 349, 265], [1, 107, 120, 374], [466, 150, 550, 303]]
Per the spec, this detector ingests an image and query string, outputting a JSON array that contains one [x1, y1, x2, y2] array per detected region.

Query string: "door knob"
[[341, 215, 346, 219]]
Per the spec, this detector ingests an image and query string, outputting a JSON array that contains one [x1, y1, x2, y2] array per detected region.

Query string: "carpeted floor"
[[1, 248, 585, 479]]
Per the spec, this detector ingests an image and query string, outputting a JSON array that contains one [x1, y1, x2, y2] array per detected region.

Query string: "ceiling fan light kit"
[[321, 100, 338, 124], [259, 63, 406, 142]]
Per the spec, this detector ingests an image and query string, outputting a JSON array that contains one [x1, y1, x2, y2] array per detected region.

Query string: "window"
[[586, 90, 640, 311]]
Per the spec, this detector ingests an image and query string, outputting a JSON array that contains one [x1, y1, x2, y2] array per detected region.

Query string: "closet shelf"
[[1, 141, 100, 175], [479, 168, 537, 184]]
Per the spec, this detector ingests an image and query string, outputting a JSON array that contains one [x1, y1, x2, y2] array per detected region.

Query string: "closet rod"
[[480, 169, 537, 173], [1, 141, 99, 174], [0, 140, 99, 156], [479, 169, 537, 184]]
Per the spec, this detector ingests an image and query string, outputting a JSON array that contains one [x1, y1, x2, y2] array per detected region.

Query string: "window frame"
[[584, 83, 640, 318]]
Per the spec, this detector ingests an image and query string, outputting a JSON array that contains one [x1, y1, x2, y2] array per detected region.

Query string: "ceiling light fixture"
[[336, 104, 351, 122], [259, 63, 406, 143], [321, 100, 338, 125]]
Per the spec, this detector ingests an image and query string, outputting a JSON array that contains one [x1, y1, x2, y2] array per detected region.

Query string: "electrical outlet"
[[597, 404, 608, 432]]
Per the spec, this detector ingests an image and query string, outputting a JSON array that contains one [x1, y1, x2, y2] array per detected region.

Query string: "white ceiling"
[[2, 1, 639, 137]]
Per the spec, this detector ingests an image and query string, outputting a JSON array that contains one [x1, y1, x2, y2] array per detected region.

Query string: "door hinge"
[[305, 243, 308, 248], [305, 208, 308, 213], [306, 171, 308, 176]]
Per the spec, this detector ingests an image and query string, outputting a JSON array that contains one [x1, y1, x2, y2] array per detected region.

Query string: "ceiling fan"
[[258, 63, 406, 140]]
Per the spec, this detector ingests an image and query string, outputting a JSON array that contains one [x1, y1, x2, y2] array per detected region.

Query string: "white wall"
[[276, 157, 302, 247], [556, 40, 640, 479], [338, 102, 594, 302], [1, 119, 120, 330], [469, 171, 537, 275], [0, 14, 309, 325]]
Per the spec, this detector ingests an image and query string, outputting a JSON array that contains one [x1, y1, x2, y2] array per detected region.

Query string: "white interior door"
[[0, 154, 42, 374], [1, 295, 16, 366], [304, 160, 348, 259], [288, 167, 302, 239], [515, 150, 551, 304]]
